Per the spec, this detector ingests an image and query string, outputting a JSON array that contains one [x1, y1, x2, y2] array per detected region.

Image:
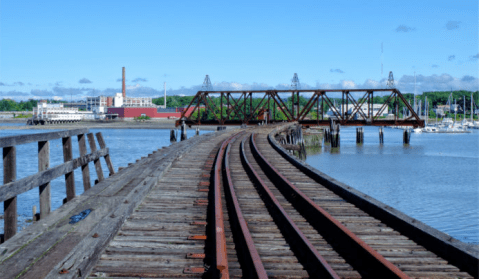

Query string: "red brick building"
[[107, 107, 198, 119]]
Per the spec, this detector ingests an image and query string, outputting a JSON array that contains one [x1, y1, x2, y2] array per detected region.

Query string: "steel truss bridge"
[[176, 89, 425, 128]]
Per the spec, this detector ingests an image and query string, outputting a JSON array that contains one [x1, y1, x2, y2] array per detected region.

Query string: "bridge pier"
[[403, 129, 411, 145], [379, 127, 384, 144], [356, 127, 364, 145], [170, 129, 176, 142], [331, 124, 340, 148], [181, 123, 187, 141]]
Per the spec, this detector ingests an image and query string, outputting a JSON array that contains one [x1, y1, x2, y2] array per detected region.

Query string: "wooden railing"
[[0, 128, 115, 242]]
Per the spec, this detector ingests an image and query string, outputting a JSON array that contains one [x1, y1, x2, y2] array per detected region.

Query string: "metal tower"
[[201, 75, 213, 91], [387, 71, 395, 89], [291, 73, 301, 90]]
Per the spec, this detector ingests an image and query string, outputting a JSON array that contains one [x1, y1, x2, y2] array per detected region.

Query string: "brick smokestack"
[[122, 67, 126, 98]]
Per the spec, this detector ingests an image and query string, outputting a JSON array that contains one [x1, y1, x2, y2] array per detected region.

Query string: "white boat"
[[413, 128, 423, 133], [422, 126, 440, 133]]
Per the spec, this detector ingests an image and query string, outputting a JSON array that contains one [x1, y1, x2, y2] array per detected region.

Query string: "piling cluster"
[[356, 127, 364, 145]]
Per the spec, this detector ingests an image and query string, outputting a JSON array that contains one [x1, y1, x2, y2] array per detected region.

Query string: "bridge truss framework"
[[176, 89, 425, 128]]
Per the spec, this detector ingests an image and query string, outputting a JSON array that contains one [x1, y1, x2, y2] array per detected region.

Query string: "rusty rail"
[[223, 133, 268, 279], [250, 133, 410, 278], [213, 135, 232, 278], [240, 135, 341, 278]]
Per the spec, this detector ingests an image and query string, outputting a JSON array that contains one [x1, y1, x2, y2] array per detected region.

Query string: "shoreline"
[[0, 120, 223, 131]]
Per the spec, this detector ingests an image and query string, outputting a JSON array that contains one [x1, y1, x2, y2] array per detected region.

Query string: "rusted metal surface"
[[250, 132, 411, 278], [213, 136, 231, 278], [183, 267, 205, 274], [188, 235, 207, 240], [175, 89, 425, 128], [239, 135, 341, 279], [223, 133, 268, 279], [186, 253, 206, 259]]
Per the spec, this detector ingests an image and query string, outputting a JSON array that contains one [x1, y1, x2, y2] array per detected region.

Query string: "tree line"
[[1, 91, 477, 118]]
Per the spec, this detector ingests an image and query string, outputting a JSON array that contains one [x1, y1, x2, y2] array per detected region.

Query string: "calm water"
[[0, 123, 26, 126], [0, 128, 211, 232], [306, 127, 479, 244], [1, 127, 478, 246]]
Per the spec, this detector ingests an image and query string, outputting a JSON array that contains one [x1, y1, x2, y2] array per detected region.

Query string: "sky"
[[0, 0, 478, 100]]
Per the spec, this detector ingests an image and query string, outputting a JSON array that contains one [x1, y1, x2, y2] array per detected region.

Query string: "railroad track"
[[208, 128, 474, 279]]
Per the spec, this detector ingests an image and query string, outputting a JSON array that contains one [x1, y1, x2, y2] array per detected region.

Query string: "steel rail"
[[213, 135, 235, 278], [250, 133, 411, 279], [240, 135, 340, 279], [222, 133, 268, 279]]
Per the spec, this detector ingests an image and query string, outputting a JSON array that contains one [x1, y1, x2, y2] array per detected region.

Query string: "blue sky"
[[0, 0, 477, 100]]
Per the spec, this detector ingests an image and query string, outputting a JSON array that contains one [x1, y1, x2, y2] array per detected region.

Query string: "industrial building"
[[88, 67, 191, 120]]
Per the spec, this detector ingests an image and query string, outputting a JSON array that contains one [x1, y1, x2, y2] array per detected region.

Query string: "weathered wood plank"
[[87, 133, 104, 182], [62, 136, 76, 201], [96, 132, 115, 175], [0, 128, 89, 148], [3, 146, 17, 241], [38, 141, 51, 219], [0, 148, 108, 203], [77, 134, 91, 191]]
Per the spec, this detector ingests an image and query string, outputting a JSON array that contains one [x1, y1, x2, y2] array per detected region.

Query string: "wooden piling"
[[62, 136, 75, 202], [379, 127, 384, 144], [324, 129, 330, 144], [87, 133, 104, 183], [331, 124, 341, 148], [356, 127, 364, 144], [170, 129, 177, 142], [403, 129, 411, 145], [3, 146, 17, 241], [196, 127, 200, 136], [38, 141, 51, 219], [181, 123, 187, 141]]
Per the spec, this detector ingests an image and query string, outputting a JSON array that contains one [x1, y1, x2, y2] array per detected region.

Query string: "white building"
[[32, 101, 91, 124], [86, 96, 109, 113], [327, 103, 388, 118], [87, 94, 154, 112]]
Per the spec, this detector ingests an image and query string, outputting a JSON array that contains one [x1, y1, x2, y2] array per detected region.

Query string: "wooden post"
[[77, 134, 91, 191], [3, 146, 17, 241], [38, 141, 51, 219], [403, 129, 411, 145], [87, 133, 104, 183], [181, 123, 187, 141], [62, 136, 75, 202], [96, 132, 115, 176], [356, 128, 364, 144], [170, 129, 176, 142], [379, 127, 384, 144]]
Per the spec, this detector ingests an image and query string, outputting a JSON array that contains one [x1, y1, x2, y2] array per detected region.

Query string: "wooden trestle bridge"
[[176, 89, 425, 128], [0, 125, 477, 278]]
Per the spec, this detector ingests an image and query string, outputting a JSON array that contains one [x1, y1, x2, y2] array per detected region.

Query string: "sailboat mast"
[[425, 96, 428, 125], [472, 92, 474, 121], [454, 98, 457, 122]]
